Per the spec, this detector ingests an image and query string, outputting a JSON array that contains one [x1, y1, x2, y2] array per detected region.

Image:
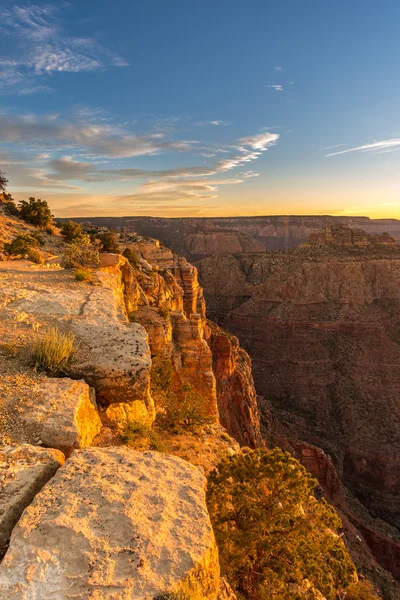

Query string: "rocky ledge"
[[0, 448, 220, 600]]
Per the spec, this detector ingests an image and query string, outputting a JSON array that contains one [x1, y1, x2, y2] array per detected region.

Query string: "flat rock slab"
[[0, 444, 64, 556], [0, 447, 219, 600], [18, 378, 102, 454]]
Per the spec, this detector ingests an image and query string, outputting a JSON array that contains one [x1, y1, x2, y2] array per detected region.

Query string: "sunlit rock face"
[[0, 444, 64, 557], [122, 237, 262, 439], [0, 448, 220, 600], [16, 378, 102, 454]]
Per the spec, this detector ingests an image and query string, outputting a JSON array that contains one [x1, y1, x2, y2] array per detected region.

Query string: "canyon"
[[66, 215, 400, 259]]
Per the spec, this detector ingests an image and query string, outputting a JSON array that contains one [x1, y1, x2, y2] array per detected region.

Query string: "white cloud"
[[275, 66, 284, 71], [326, 139, 400, 157], [0, 4, 128, 94], [266, 85, 284, 92]]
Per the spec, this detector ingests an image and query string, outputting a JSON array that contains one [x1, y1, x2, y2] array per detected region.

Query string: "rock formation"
[[119, 237, 261, 442], [63, 214, 400, 254], [206, 322, 262, 448], [0, 448, 220, 599]]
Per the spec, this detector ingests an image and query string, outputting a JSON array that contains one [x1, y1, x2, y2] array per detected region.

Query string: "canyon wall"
[[65, 215, 400, 256]]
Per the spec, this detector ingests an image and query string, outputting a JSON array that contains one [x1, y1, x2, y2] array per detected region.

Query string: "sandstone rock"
[[0, 448, 219, 600], [0, 444, 64, 556], [171, 311, 218, 414], [102, 398, 151, 431], [18, 378, 102, 454]]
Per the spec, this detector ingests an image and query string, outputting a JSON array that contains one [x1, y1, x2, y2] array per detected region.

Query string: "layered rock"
[[0, 447, 220, 600], [0, 444, 64, 557], [206, 322, 262, 448], [65, 214, 400, 254], [120, 237, 260, 438]]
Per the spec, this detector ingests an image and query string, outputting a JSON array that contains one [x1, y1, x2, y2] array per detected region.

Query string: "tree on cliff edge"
[[0, 169, 8, 193], [207, 448, 375, 600]]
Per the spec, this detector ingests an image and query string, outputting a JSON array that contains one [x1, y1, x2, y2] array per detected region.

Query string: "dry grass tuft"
[[31, 327, 75, 375]]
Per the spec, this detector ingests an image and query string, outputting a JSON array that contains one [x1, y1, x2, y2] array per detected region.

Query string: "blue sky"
[[1, 0, 400, 217]]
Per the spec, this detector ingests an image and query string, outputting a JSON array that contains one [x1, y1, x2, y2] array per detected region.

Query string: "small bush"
[[97, 231, 120, 253], [122, 247, 139, 267], [74, 268, 93, 282], [18, 197, 53, 228], [27, 248, 44, 264], [31, 328, 75, 375], [63, 235, 100, 269], [157, 384, 214, 433], [4, 234, 39, 257], [119, 421, 165, 452], [60, 220, 84, 242], [30, 231, 45, 246], [1, 192, 19, 216], [158, 306, 170, 319], [151, 357, 174, 393], [346, 580, 381, 599]]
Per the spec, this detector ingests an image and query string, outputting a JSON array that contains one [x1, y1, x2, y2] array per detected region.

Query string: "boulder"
[[0, 447, 220, 600], [18, 378, 102, 454], [0, 444, 64, 556]]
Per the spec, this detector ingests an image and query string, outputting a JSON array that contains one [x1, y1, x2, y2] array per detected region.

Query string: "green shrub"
[[18, 197, 53, 228], [151, 357, 174, 393], [1, 192, 19, 216], [346, 580, 381, 599], [31, 328, 75, 375], [30, 231, 45, 245], [158, 306, 170, 319], [63, 235, 100, 269], [119, 421, 165, 452], [207, 448, 360, 600], [60, 220, 84, 242], [157, 384, 214, 433], [97, 231, 120, 253], [74, 268, 93, 282], [4, 234, 39, 256], [122, 247, 139, 267], [27, 247, 44, 264]]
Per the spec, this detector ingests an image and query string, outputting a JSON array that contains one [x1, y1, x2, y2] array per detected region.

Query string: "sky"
[[0, 0, 400, 218]]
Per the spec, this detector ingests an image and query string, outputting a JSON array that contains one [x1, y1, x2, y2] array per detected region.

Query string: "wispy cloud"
[[0, 107, 279, 208], [266, 84, 284, 92], [196, 120, 229, 126], [326, 139, 400, 157], [0, 4, 128, 94], [0, 113, 191, 158]]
